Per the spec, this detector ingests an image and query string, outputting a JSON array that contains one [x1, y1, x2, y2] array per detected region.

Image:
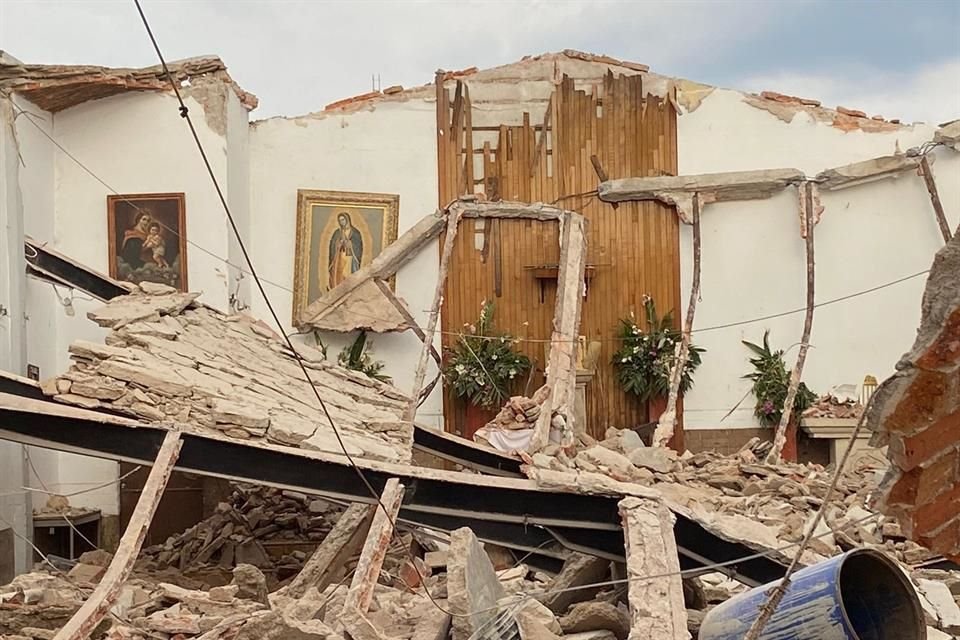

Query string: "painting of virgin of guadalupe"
[[292, 189, 399, 326]]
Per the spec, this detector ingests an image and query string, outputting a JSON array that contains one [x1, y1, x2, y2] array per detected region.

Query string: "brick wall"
[[869, 233, 960, 559]]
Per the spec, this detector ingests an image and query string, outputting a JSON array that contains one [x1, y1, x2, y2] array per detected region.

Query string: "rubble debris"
[[559, 602, 630, 640], [41, 283, 414, 464], [541, 553, 608, 614], [138, 486, 346, 579], [447, 527, 507, 640], [284, 503, 374, 598], [802, 393, 864, 420]]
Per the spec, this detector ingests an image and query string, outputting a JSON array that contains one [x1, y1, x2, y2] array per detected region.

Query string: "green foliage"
[[338, 331, 392, 383], [613, 297, 704, 403], [742, 330, 816, 427], [443, 301, 531, 410]]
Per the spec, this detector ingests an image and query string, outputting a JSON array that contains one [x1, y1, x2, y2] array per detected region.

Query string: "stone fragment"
[[542, 552, 609, 614], [67, 562, 106, 584], [627, 447, 674, 474], [139, 281, 178, 295], [576, 446, 639, 481], [232, 563, 270, 605], [209, 584, 239, 602], [211, 397, 270, 429], [917, 578, 960, 634], [448, 527, 507, 640], [559, 602, 630, 640], [78, 549, 114, 567]]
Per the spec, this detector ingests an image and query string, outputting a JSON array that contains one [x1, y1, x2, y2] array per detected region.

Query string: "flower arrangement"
[[613, 296, 704, 403], [443, 301, 531, 410], [338, 331, 392, 384], [742, 330, 816, 426]]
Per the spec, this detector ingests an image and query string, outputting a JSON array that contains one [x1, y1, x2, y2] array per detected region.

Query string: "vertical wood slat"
[[436, 73, 679, 438]]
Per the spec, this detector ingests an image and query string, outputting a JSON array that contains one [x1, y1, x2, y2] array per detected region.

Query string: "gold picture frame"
[[293, 189, 399, 326]]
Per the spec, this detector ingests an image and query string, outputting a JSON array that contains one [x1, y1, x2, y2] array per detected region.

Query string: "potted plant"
[[443, 301, 531, 438], [338, 331, 392, 384], [743, 330, 816, 460], [613, 296, 704, 425]]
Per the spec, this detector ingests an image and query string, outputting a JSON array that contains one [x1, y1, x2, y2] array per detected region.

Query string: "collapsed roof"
[[0, 54, 258, 112], [42, 282, 414, 464]]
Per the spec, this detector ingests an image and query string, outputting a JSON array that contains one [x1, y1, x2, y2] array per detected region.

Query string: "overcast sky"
[[2, 0, 958, 123]]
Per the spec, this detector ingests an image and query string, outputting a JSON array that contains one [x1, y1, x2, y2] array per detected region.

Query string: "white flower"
[[621, 357, 629, 363], [491, 354, 498, 360]]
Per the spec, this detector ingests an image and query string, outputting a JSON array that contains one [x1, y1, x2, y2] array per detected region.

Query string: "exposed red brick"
[[890, 119, 901, 124], [761, 91, 799, 103], [837, 106, 867, 118], [919, 518, 960, 553], [882, 369, 951, 436], [799, 98, 822, 107], [382, 85, 404, 95], [899, 410, 960, 470], [872, 115, 885, 121], [870, 231, 960, 558], [912, 483, 960, 534], [439, 67, 478, 82], [324, 91, 382, 111], [916, 307, 960, 370], [832, 115, 862, 132], [916, 449, 960, 505]]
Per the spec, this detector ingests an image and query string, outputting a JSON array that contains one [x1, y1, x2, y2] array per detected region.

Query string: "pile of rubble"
[[40, 284, 413, 463], [801, 394, 864, 420], [137, 486, 345, 581]]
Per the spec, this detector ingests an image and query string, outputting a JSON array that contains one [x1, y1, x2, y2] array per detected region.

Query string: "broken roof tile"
[[323, 90, 383, 111], [0, 56, 258, 113]]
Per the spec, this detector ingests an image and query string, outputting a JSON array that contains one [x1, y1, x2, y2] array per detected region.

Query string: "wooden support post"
[[619, 497, 688, 640], [767, 182, 817, 463], [529, 213, 587, 451], [405, 208, 462, 421], [653, 193, 701, 448], [374, 279, 442, 369], [54, 430, 182, 640], [920, 155, 952, 244], [285, 502, 375, 599], [342, 478, 405, 615]]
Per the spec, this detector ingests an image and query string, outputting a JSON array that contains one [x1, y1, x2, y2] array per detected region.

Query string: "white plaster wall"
[[249, 102, 442, 426], [226, 91, 252, 309], [36, 91, 236, 514], [677, 89, 960, 428]]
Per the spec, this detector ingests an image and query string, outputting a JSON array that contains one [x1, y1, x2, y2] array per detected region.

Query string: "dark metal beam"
[[0, 396, 787, 586], [24, 237, 128, 301]]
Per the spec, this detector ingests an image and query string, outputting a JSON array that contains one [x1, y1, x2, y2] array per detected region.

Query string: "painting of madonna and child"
[[107, 193, 188, 291], [292, 189, 399, 326]]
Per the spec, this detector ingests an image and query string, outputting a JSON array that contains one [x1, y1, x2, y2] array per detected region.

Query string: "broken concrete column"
[[541, 552, 610, 614], [342, 479, 405, 615], [619, 497, 689, 640], [285, 502, 375, 598], [868, 231, 960, 559], [447, 527, 507, 640]]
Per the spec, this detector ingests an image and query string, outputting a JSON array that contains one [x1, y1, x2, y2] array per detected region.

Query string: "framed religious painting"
[[107, 193, 188, 291], [292, 189, 399, 326]]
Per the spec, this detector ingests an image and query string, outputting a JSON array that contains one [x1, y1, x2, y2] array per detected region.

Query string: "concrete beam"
[[815, 154, 921, 191], [598, 169, 803, 222]]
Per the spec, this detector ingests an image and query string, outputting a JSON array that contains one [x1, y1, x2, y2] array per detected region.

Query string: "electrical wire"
[[9, 103, 935, 347], [130, 0, 455, 617]]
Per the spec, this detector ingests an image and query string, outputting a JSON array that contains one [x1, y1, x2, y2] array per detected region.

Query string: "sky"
[[1, 0, 959, 123]]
